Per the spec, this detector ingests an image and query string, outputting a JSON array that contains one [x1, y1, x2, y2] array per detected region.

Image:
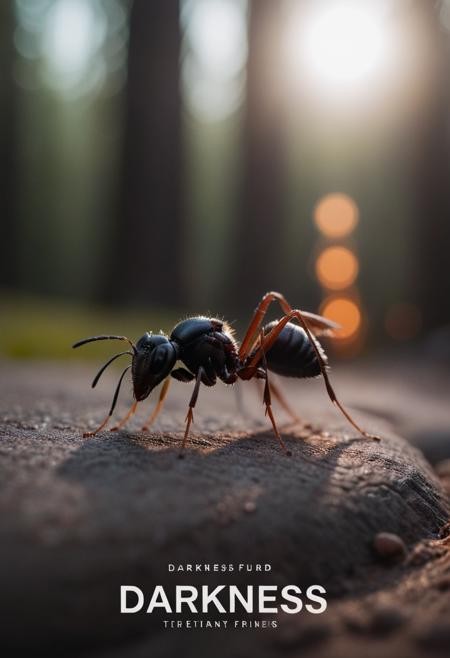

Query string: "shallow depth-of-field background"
[[1, 0, 450, 366]]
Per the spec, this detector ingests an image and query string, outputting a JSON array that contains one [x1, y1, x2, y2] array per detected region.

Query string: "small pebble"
[[373, 532, 407, 559], [243, 501, 256, 513]]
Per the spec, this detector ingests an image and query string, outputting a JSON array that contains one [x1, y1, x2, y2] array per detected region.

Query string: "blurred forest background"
[[1, 0, 450, 360]]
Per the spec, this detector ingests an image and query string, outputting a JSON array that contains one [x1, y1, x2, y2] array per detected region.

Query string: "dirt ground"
[[0, 357, 449, 658]]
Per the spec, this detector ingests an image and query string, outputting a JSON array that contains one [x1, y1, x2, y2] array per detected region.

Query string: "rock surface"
[[0, 360, 449, 657]]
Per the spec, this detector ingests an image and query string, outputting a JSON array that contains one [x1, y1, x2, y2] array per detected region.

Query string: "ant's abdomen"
[[262, 321, 327, 378]]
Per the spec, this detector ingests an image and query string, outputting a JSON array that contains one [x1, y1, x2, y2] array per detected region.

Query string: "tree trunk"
[[413, 5, 450, 331], [231, 0, 288, 316], [108, 0, 182, 307], [0, 3, 17, 288]]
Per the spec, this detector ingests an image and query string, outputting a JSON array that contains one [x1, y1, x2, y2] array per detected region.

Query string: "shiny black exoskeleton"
[[131, 317, 325, 402], [260, 321, 327, 379], [132, 317, 240, 401], [73, 291, 377, 451]]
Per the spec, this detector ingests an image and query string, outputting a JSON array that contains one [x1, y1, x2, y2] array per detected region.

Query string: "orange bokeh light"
[[315, 246, 359, 290], [321, 297, 361, 340], [314, 193, 359, 238]]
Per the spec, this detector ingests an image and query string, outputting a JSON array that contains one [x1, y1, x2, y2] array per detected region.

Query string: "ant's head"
[[132, 333, 178, 401]]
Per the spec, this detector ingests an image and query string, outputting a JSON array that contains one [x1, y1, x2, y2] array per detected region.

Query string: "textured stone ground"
[[0, 358, 449, 657]]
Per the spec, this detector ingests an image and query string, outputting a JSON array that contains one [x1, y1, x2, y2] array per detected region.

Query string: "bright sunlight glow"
[[288, 0, 389, 91], [182, 0, 247, 122], [184, 0, 247, 79], [41, 0, 106, 94]]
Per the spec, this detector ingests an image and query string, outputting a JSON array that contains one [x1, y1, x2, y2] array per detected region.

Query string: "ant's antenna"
[[91, 351, 133, 389], [72, 335, 137, 354], [109, 365, 132, 416]]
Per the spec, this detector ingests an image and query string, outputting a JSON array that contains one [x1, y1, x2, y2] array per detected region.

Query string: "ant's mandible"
[[73, 291, 380, 455]]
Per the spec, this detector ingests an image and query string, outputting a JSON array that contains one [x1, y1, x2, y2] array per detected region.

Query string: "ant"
[[73, 291, 379, 455]]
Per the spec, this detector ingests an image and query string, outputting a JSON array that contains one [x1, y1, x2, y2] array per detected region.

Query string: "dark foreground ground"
[[0, 357, 449, 658]]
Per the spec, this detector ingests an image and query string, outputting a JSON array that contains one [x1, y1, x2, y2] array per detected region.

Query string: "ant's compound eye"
[[151, 348, 165, 370], [149, 343, 176, 374], [132, 339, 177, 401]]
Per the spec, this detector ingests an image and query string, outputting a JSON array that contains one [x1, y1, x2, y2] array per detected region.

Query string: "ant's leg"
[[109, 400, 138, 432], [239, 292, 293, 360], [258, 333, 291, 455], [248, 312, 379, 440], [269, 379, 301, 423], [247, 366, 299, 423], [239, 291, 338, 361], [234, 376, 264, 419], [180, 367, 204, 455], [142, 378, 171, 431]]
